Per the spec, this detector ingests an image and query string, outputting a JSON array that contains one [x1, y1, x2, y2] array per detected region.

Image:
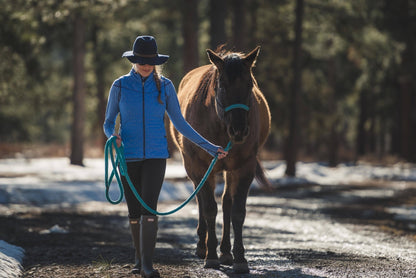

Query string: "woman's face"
[[135, 64, 155, 77]]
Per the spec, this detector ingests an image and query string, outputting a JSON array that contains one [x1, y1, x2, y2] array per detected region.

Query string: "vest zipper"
[[141, 78, 146, 158]]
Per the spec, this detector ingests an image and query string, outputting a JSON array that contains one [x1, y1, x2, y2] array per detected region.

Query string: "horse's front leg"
[[183, 155, 212, 262], [219, 172, 233, 265], [197, 175, 220, 269], [230, 166, 255, 274]]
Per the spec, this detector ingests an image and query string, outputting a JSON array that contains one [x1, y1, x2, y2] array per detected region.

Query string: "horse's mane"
[[215, 45, 245, 59], [196, 66, 217, 106]]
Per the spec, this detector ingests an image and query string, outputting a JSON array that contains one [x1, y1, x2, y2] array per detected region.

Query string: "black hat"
[[122, 35, 169, 65]]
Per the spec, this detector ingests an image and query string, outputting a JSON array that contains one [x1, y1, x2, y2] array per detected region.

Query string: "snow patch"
[[0, 240, 24, 278], [39, 224, 69, 235]]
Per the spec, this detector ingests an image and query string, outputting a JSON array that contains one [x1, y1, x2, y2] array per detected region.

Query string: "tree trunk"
[[327, 57, 338, 167], [399, 75, 411, 159], [182, 0, 199, 74], [397, 0, 413, 161], [285, 0, 304, 177], [230, 0, 247, 50], [248, 0, 259, 48], [356, 89, 367, 158], [209, 0, 227, 50], [96, 67, 106, 147], [92, 25, 107, 147], [70, 15, 86, 166], [382, 0, 415, 161]]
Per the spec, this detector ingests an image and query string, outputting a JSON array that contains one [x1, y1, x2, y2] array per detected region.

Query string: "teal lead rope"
[[104, 136, 232, 216]]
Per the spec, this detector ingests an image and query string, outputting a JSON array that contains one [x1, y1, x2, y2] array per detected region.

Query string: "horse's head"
[[207, 46, 260, 144]]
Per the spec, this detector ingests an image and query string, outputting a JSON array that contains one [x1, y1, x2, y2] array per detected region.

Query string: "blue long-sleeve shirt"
[[103, 68, 219, 161]]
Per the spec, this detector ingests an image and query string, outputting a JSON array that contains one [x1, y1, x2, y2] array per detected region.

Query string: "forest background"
[[1, 0, 415, 176]]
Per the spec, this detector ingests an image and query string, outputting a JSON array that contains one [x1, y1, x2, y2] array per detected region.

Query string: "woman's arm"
[[103, 80, 121, 138]]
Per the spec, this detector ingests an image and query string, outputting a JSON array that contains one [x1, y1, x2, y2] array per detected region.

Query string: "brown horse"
[[170, 46, 271, 273]]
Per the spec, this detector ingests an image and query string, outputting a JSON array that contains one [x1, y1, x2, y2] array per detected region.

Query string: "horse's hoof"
[[219, 253, 233, 265], [195, 247, 206, 259], [204, 259, 220, 269], [233, 262, 249, 274]]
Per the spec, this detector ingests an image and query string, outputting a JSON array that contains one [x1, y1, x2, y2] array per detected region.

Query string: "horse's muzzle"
[[228, 125, 249, 143]]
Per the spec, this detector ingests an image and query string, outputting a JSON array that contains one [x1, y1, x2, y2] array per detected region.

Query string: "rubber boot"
[[140, 215, 160, 278], [129, 218, 141, 274]]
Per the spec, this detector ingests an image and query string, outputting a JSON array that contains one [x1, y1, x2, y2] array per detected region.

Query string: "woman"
[[103, 35, 228, 278]]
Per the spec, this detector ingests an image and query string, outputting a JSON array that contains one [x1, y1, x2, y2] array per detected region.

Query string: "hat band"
[[133, 52, 158, 58]]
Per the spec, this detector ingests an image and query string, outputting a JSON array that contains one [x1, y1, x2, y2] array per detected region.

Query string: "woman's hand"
[[216, 148, 228, 159], [113, 134, 122, 148]]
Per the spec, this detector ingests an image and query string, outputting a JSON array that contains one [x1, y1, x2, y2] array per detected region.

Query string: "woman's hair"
[[153, 66, 163, 104]]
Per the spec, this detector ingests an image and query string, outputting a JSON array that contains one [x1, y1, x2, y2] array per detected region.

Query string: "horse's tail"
[[255, 158, 272, 190]]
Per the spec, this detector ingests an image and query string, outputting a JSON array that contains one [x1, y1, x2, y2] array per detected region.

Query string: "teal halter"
[[224, 103, 250, 112]]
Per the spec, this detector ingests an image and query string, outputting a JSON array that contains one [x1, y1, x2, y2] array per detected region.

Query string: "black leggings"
[[121, 159, 166, 218]]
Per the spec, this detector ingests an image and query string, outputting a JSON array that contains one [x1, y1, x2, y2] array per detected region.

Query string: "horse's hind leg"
[[219, 173, 233, 265]]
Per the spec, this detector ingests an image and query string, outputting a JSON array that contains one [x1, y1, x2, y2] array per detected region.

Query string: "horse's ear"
[[207, 49, 224, 70], [244, 46, 260, 68]]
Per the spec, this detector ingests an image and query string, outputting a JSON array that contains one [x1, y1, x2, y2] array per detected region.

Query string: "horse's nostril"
[[228, 126, 249, 143], [229, 126, 239, 136], [243, 126, 249, 136]]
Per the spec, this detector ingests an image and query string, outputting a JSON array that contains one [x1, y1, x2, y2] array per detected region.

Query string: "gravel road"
[[1, 180, 415, 277]]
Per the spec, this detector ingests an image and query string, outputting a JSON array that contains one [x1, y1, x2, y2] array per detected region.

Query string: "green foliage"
[[1, 0, 415, 161]]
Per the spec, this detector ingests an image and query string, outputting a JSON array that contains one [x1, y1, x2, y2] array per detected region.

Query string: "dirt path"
[[1, 181, 416, 277]]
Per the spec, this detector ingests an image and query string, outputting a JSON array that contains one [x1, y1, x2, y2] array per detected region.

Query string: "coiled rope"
[[104, 136, 232, 216]]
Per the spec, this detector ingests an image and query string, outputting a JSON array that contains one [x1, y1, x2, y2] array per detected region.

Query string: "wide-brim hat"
[[122, 35, 169, 65]]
